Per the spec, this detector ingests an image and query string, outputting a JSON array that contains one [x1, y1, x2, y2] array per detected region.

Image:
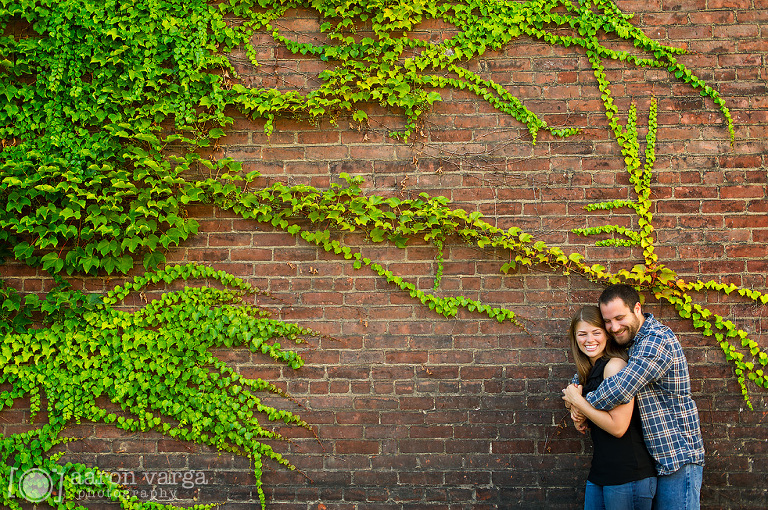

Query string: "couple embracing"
[[562, 284, 704, 510]]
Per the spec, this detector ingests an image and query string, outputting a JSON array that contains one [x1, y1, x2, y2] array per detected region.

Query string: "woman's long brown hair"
[[569, 305, 628, 385]]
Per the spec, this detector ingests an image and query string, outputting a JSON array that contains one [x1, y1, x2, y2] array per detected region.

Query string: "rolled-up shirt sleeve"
[[586, 333, 673, 410]]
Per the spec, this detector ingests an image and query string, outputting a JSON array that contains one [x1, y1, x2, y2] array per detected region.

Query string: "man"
[[566, 284, 704, 510]]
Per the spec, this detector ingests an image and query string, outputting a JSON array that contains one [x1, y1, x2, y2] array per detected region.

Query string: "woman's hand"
[[571, 408, 588, 433], [570, 405, 585, 423], [562, 384, 588, 432]]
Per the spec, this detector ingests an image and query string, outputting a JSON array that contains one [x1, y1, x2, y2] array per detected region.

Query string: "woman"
[[562, 305, 657, 510]]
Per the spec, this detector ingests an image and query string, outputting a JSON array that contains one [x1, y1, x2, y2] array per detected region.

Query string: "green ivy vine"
[[0, 0, 735, 276], [0, 263, 316, 509], [0, 0, 764, 507]]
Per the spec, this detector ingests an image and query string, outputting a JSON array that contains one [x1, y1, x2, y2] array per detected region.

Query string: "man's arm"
[[586, 332, 673, 410], [564, 358, 636, 437]]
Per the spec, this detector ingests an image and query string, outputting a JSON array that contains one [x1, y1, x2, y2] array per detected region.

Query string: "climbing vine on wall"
[[0, 263, 316, 509], [0, 0, 765, 507], [0, 0, 735, 276]]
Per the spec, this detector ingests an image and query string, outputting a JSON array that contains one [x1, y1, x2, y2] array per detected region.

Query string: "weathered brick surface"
[[3, 0, 768, 508]]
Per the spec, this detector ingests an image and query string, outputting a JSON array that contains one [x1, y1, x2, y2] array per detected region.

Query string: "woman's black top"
[[583, 356, 657, 486]]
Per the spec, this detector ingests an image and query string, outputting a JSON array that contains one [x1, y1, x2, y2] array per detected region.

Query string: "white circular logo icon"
[[18, 468, 54, 503]]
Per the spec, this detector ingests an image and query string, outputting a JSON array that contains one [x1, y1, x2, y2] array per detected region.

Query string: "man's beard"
[[614, 315, 642, 345]]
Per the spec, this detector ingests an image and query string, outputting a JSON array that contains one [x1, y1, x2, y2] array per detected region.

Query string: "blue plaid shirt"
[[579, 313, 705, 476]]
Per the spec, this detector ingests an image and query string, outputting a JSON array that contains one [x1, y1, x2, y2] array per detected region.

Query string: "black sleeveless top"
[[584, 357, 657, 486]]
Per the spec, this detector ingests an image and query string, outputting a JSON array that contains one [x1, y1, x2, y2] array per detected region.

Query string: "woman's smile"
[[575, 320, 608, 363]]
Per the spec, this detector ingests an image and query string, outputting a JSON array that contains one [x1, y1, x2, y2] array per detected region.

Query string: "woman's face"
[[574, 320, 608, 363]]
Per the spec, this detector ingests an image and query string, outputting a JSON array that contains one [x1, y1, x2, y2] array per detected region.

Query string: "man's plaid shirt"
[[578, 313, 705, 476]]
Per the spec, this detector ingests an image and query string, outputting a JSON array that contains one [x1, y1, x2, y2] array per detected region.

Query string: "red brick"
[[261, 146, 305, 160], [725, 215, 768, 228], [385, 351, 428, 364], [399, 439, 445, 453], [208, 233, 253, 246], [335, 440, 380, 455], [726, 244, 768, 258]]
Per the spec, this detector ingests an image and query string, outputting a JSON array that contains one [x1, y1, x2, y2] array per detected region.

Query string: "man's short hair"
[[598, 283, 641, 310]]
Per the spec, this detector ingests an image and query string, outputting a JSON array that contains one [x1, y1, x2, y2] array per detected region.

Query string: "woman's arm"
[[562, 358, 635, 438]]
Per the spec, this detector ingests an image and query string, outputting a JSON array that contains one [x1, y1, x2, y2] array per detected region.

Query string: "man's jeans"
[[584, 476, 656, 510], [653, 463, 703, 510]]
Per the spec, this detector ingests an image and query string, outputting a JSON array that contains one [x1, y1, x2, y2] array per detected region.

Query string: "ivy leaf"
[[369, 228, 386, 242], [388, 233, 409, 248], [143, 251, 166, 270]]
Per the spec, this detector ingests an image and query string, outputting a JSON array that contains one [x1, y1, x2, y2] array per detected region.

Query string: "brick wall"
[[2, 0, 768, 508]]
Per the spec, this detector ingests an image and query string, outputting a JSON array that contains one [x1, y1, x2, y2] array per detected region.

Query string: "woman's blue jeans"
[[584, 476, 657, 510]]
